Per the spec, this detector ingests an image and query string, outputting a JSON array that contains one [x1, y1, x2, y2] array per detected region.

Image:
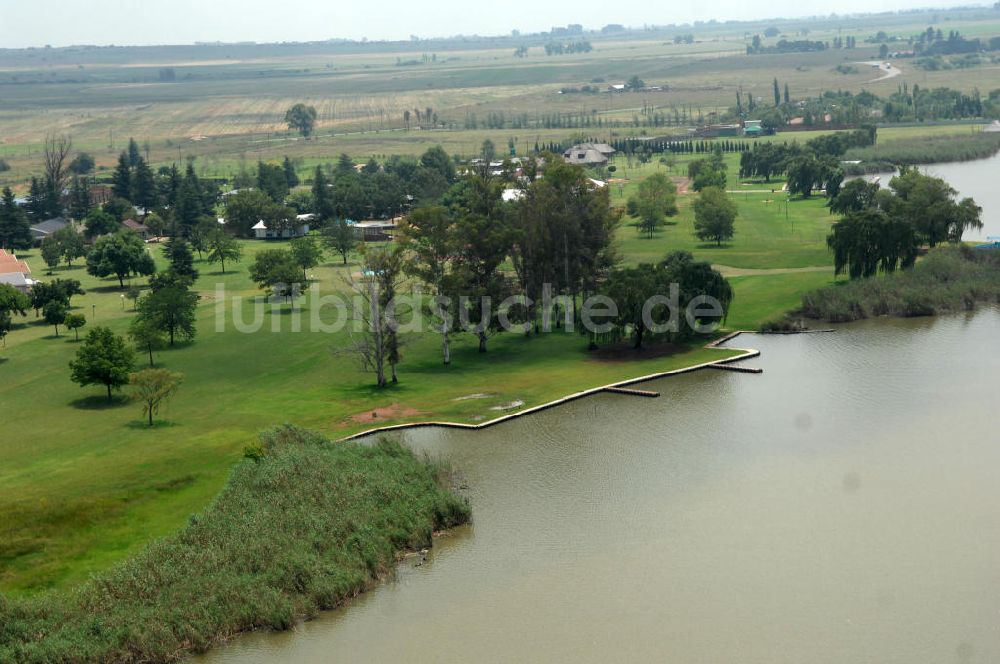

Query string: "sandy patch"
[[346, 403, 423, 424], [489, 400, 525, 411]]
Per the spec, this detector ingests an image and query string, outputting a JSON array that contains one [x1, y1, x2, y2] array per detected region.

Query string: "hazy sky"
[[0, 0, 963, 48]]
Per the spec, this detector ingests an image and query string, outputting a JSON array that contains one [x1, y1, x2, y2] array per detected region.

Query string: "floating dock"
[[709, 364, 764, 374], [603, 387, 661, 398]]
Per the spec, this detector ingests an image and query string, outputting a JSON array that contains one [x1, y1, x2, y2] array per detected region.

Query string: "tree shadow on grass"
[[88, 284, 128, 294], [0, 357, 9, 366], [125, 420, 181, 431], [69, 394, 131, 410]]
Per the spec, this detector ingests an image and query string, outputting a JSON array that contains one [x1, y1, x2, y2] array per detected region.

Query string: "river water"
[[866, 153, 1000, 241], [202, 308, 1000, 664]]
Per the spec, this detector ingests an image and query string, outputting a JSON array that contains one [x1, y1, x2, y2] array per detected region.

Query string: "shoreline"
[[341, 333, 761, 442]]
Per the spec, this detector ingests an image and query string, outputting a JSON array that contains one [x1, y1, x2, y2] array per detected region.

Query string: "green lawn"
[[614, 164, 837, 269], [1, 239, 749, 594]]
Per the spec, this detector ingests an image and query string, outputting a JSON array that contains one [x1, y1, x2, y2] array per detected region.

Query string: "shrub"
[[799, 247, 1000, 322]]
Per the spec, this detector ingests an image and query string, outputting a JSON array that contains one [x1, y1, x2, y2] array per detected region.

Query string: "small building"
[[0, 271, 35, 293], [742, 120, 764, 137], [697, 124, 742, 138], [251, 220, 310, 240], [29, 218, 70, 245], [563, 143, 616, 167], [351, 219, 399, 242], [122, 218, 150, 240]]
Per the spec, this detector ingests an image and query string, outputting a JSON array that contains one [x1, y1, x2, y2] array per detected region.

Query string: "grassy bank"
[[795, 246, 1000, 323], [0, 426, 469, 663]]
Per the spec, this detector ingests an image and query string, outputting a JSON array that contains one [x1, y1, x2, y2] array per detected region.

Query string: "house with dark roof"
[[29, 218, 70, 245], [122, 218, 150, 240], [563, 143, 616, 166]]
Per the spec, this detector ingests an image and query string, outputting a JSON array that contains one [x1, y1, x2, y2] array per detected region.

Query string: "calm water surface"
[[867, 153, 1000, 241], [202, 309, 1000, 663]]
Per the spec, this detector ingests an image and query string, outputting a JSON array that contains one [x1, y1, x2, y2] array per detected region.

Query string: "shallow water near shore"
[[200, 308, 1000, 664]]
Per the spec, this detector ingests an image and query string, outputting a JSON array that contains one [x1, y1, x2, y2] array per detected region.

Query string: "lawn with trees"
[[7, 126, 989, 602]]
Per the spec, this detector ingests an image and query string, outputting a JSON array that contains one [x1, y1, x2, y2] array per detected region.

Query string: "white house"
[[252, 220, 310, 240]]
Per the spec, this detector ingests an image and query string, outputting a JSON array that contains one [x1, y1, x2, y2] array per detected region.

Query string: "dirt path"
[[711, 265, 831, 277]]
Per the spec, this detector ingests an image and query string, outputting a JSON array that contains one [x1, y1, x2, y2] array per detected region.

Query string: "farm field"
[[1, 6, 998, 186]]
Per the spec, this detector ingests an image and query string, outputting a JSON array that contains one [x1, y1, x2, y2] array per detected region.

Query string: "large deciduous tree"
[[289, 236, 323, 281], [888, 167, 982, 246], [86, 232, 156, 288], [285, 103, 318, 138], [693, 187, 738, 246], [401, 205, 461, 364], [69, 326, 135, 401], [136, 273, 199, 346], [629, 172, 678, 239], [248, 249, 302, 301], [827, 209, 919, 279], [344, 244, 407, 386], [206, 228, 242, 274]]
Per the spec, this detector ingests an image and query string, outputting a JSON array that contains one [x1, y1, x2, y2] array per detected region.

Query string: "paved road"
[[859, 60, 902, 83]]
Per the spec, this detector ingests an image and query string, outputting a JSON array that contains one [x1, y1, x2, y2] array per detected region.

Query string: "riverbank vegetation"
[[842, 132, 1000, 174], [0, 426, 470, 663], [797, 246, 1000, 322]]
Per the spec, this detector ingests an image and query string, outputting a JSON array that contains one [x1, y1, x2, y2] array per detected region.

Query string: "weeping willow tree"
[[598, 251, 732, 349]]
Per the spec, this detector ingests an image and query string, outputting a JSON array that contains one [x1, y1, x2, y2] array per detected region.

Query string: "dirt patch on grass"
[[452, 393, 496, 401], [346, 403, 424, 424], [589, 341, 688, 362], [672, 176, 693, 195]]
